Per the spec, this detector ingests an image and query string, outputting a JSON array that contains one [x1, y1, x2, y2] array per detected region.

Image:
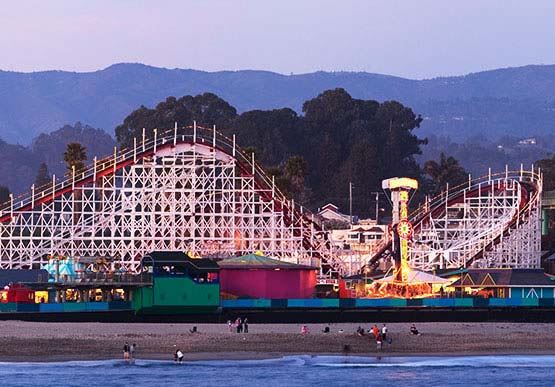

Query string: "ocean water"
[[1, 355, 554, 387]]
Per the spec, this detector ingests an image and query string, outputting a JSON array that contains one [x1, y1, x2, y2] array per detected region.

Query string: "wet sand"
[[0, 321, 554, 362]]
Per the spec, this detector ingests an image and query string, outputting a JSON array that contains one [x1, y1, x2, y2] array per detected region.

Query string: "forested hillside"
[[1, 63, 555, 144], [0, 123, 115, 194]]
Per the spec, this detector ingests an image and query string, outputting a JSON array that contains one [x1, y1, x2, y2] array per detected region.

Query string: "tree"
[[115, 93, 237, 147], [112, 89, 426, 216], [423, 153, 468, 195], [536, 155, 555, 191], [0, 185, 10, 205], [63, 142, 87, 175], [233, 108, 300, 165], [301, 88, 425, 213], [283, 155, 311, 204], [34, 162, 51, 188]]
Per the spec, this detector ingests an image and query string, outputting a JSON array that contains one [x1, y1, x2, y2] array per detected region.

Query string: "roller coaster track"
[[0, 125, 340, 275], [369, 169, 543, 271]]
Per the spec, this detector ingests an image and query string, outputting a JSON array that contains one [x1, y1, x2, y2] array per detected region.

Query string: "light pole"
[[349, 182, 354, 225]]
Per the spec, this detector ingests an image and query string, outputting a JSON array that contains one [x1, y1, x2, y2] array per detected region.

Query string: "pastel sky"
[[1, 0, 554, 79]]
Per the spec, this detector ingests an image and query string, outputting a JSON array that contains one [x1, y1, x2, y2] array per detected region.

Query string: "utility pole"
[[349, 182, 353, 225], [371, 192, 380, 223]]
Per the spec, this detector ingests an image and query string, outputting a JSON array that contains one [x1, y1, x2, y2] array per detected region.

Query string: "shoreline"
[[1, 321, 554, 363], [2, 351, 555, 363]]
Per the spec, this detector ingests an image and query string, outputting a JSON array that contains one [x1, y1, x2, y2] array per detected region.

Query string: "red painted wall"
[[220, 268, 317, 298]]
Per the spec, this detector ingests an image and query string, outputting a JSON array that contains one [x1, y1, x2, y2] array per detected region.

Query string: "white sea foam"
[[1, 355, 555, 369]]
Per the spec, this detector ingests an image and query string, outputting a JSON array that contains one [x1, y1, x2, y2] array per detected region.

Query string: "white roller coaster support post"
[[193, 121, 197, 143], [9, 193, 13, 222], [113, 147, 117, 174], [153, 129, 157, 154], [142, 128, 146, 152], [174, 122, 177, 146], [133, 138, 137, 163]]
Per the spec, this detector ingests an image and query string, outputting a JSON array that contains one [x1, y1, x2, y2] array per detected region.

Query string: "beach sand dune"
[[0, 321, 553, 362]]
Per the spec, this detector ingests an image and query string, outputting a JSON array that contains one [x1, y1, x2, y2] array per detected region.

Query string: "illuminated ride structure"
[[370, 168, 543, 274], [0, 125, 339, 275]]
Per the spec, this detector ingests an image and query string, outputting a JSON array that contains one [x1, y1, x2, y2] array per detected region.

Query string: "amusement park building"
[[452, 269, 555, 299], [218, 254, 317, 299]]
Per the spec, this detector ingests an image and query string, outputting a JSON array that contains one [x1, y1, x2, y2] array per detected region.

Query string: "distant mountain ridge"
[[1, 63, 555, 144]]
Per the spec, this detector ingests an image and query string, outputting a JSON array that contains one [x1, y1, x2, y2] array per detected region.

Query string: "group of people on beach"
[[358, 324, 390, 350], [354, 323, 421, 350], [228, 317, 249, 333]]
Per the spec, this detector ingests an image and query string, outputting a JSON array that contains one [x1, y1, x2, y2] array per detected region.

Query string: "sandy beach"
[[0, 321, 554, 362]]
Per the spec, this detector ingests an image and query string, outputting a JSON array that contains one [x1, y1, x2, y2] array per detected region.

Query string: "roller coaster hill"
[[0, 123, 554, 319]]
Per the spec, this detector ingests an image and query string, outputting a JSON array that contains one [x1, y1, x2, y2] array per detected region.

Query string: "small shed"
[[218, 253, 317, 299]]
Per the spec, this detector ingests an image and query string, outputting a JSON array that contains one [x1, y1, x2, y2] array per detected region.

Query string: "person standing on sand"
[[227, 320, 233, 332], [372, 324, 379, 339], [382, 324, 388, 341], [243, 318, 249, 333], [123, 342, 130, 360], [130, 343, 136, 360], [236, 317, 242, 333]]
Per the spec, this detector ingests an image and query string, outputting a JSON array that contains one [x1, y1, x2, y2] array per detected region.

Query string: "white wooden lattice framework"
[[408, 169, 542, 271], [0, 125, 338, 274]]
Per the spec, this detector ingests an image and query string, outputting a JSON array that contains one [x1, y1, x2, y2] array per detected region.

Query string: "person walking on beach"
[[243, 318, 249, 333], [236, 317, 242, 333], [123, 342, 130, 360], [227, 320, 233, 333], [376, 333, 383, 350], [175, 349, 184, 363], [381, 324, 388, 342], [130, 343, 136, 360]]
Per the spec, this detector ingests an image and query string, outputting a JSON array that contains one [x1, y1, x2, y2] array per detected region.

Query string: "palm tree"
[[423, 153, 468, 195], [63, 142, 87, 175]]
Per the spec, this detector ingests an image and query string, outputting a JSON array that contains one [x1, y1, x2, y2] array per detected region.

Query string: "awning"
[[374, 269, 451, 284]]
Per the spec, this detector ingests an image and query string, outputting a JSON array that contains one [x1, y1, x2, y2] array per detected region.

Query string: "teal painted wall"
[[133, 276, 220, 312]]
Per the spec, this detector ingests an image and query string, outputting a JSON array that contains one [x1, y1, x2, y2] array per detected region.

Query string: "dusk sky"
[[1, 0, 555, 79]]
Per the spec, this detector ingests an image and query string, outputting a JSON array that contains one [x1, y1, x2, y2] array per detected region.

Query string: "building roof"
[[0, 269, 50, 287], [321, 203, 339, 211], [452, 269, 555, 287], [218, 253, 316, 270], [142, 251, 219, 272]]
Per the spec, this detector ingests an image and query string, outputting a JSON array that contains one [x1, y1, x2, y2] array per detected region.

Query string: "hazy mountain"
[[1, 63, 555, 144], [0, 123, 115, 194]]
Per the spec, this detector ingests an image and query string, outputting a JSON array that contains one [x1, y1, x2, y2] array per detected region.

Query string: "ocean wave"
[[309, 355, 555, 368], [1, 355, 555, 370]]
